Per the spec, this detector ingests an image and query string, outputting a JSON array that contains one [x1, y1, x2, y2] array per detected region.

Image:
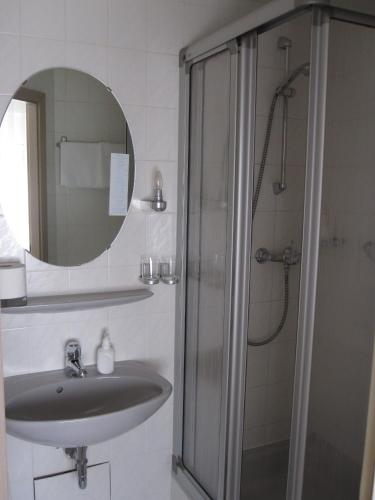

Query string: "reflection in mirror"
[[0, 68, 135, 267]]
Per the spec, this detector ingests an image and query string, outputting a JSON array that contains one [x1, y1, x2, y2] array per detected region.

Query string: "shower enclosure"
[[173, 1, 375, 499]]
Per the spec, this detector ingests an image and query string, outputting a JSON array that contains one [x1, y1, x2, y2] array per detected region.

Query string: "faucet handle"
[[255, 247, 272, 264], [65, 339, 81, 360]]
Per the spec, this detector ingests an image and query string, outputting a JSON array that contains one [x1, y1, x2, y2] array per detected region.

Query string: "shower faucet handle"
[[255, 247, 273, 264], [283, 245, 301, 266], [255, 246, 301, 266]]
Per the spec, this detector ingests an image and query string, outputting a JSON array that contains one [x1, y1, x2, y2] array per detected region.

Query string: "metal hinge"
[[180, 50, 193, 74], [180, 49, 193, 74], [227, 39, 239, 55], [172, 454, 183, 473]]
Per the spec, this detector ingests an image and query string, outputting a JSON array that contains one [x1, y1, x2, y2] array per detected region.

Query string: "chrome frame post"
[[216, 39, 239, 500], [224, 31, 257, 500], [172, 54, 213, 500], [287, 7, 330, 500], [172, 51, 191, 470]]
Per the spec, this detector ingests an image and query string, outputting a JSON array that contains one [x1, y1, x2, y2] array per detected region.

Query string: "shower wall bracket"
[[274, 36, 292, 195]]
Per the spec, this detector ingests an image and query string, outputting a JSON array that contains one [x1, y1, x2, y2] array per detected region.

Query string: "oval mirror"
[[0, 68, 134, 267]]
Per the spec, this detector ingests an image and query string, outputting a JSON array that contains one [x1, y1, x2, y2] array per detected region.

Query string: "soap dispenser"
[[97, 329, 115, 375]]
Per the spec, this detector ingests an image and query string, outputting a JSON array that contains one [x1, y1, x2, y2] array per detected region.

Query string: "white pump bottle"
[[97, 329, 115, 374]]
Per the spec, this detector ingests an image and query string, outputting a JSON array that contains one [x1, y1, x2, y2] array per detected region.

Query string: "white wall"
[[244, 12, 310, 450], [0, 1, 266, 499]]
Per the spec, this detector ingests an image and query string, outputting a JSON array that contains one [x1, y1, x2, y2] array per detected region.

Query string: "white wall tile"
[[249, 259, 273, 302], [65, 42, 108, 84], [108, 48, 147, 106], [146, 0, 186, 56], [170, 478, 191, 500], [110, 452, 148, 500], [245, 386, 266, 427], [6, 436, 33, 482], [66, 0, 108, 45], [146, 399, 173, 453], [34, 463, 110, 500], [8, 479, 34, 500], [32, 445, 73, 478], [26, 269, 69, 295], [243, 425, 266, 450], [246, 346, 269, 388], [146, 312, 174, 379], [108, 211, 147, 266], [147, 52, 179, 109], [107, 264, 140, 289], [0, 34, 20, 94], [28, 323, 71, 372], [0, 0, 20, 34], [68, 267, 108, 292], [108, 0, 147, 51], [146, 212, 176, 256], [144, 450, 172, 500], [21, 37, 65, 80], [122, 105, 147, 160], [146, 106, 178, 161], [218, 0, 261, 26], [108, 314, 147, 361], [180, 2, 219, 48], [253, 163, 278, 212], [256, 66, 284, 118], [265, 420, 291, 444], [2, 329, 30, 376], [268, 340, 296, 384], [265, 380, 293, 424], [20, 0, 65, 40], [251, 212, 275, 257], [248, 301, 271, 344]]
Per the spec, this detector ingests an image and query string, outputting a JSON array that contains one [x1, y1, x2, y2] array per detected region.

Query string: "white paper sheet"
[[109, 153, 129, 216]]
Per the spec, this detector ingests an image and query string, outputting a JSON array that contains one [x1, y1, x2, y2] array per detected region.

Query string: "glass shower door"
[[302, 18, 375, 500], [182, 49, 233, 499]]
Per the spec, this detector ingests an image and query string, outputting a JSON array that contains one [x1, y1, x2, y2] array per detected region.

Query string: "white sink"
[[5, 361, 172, 447]]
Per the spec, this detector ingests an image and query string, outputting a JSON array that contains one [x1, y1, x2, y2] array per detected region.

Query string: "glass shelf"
[[2, 289, 153, 314]]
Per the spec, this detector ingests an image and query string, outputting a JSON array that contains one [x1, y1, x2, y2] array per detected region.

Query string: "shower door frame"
[[172, 35, 257, 500], [173, 2, 375, 500]]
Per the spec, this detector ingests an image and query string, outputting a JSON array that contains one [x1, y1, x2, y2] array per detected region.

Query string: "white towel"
[[60, 142, 126, 189], [60, 141, 104, 188]]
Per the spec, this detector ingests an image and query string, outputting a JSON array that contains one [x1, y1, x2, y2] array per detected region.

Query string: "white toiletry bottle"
[[97, 329, 115, 375]]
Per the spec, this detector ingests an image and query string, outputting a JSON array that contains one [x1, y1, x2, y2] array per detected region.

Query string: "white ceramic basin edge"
[[5, 361, 172, 447]]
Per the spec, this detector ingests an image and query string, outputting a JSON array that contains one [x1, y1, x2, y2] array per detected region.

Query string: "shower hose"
[[247, 92, 290, 347]]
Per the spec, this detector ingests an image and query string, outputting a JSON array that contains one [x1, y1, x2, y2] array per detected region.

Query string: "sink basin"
[[5, 361, 172, 447]]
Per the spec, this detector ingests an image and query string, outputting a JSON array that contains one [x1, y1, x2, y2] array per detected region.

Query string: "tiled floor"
[[240, 435, 361, 500], [240, 440, 289, 500]]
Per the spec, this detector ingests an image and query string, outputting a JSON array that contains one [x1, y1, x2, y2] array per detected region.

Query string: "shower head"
[[275, 62, 310, 96]]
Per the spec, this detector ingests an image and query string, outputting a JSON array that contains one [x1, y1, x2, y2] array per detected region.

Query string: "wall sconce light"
[[150, 170, 167, 212]]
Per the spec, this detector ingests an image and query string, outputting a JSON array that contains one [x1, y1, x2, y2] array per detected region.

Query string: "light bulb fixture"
[[150, 170, 167, 212]]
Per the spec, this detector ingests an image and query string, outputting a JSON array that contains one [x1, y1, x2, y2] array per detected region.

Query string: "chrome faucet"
[[255, 245, 301, 267], [65, 340, 87, 378]]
